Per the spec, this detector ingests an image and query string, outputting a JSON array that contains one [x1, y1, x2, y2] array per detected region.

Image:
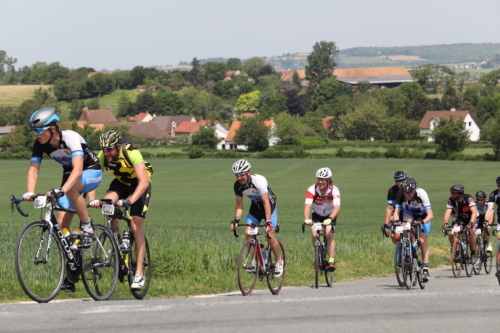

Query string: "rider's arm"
[[26, 162, 41, 194], [422, 209, 433, 224], [261, 193, 271, 222], [384, 204, 393, 225], [485, 203, 494, 225], [60, 155, 84, 193], [128, 162, 149, 204], [469, 205, 478, 226], [234, 196, 243, 220], [304, 203, 312, 221], [330, 204, 340, 220], [443, 208, 452, 226], [393, 206, 400, 222]]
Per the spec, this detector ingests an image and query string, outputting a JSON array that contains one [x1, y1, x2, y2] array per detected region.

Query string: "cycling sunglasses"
[[33, 126, 51, 135]]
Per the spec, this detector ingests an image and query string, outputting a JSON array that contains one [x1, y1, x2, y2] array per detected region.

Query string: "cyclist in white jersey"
[[230, 159, 283, 277], [303, 167, 340, 271]]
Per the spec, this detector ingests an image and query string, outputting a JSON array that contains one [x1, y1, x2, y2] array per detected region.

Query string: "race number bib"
[[248, 227, 258, 235], [403, 222, 411, 230], [101, 204, 114, 215], [313, 223, 322, 231], [395, 226, 403, 233], [452, 225, 461, 232], [34, 196, 47, 209]]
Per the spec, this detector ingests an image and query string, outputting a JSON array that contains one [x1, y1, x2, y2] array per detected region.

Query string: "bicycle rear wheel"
[[484, 241, 493, 274], [463, 243, 472, 277], [267, 240, 286, 295], [324, 244, 334, 287], [314, 243, 320, 289], [82, 224, 120, 301], [15, 221, 64, 303], [451, 241, 462, 278], [128, 236, 152, 300], [237, 240, 258, 296], [417, 264, 426, 289], [394, 243, 404, 287]]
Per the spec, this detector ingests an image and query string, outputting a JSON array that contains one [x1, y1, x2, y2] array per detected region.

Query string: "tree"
[[480, 69, 500, 87], [226, 58, 242, 71], [0, 50, 17, 75], [476, 96, 500, 126], [156, 89, 184, 115], [273, 113, 302, 145], [243, 57, 265, 79], [217, 104, 234, 120], [371, 87, 406, 117], [312, 77, 353, 111], [191, 123, 219, 149], [441, 86, 460, 111], [235, 90, 261, 114], [284, 89, 305, 116], [86, 97, 100, 110], [69, 99, 85, 120], [381, 116, 420, 142], [489, 114, 500, 160], [292, 71, 302, 91], [234, 117, 269, 151], [127, 93, 162, 116], [305, 41, 339, 86], [408, 93, 430, 121], [117, 91, 131, 118], [255, 65, 275, 79], [432, 116, 469, 159], [261, 93, 287, 118], [202, 62, 227, 82], [339, 96, 387, 140], [213, 80, 235, 98]]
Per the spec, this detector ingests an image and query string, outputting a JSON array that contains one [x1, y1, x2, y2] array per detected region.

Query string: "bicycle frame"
[[233, 223, 275, 276]]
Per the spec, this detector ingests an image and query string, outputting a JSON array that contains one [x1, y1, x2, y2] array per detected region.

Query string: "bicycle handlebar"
[[10, 190, 65, 218], [232, 223, 269, 239]]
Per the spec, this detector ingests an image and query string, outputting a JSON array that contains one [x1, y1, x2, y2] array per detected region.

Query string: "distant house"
[[281, 70, 306, 91], [136, 85, 157, 92], [199, 120, 228, 140], [223, 70, 240, 81], [0, 126, 15, 139], [77, 107, 118, 128], [152, 115, 196, 141], [129, 112, 153, 123], [88, 71, 111, 78], [333, 67, 413, 88], [174, 121, 200, 138], [218, 120, 277, 150], [419, 110, 480, 142]]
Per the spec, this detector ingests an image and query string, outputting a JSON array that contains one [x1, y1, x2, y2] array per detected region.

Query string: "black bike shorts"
[[107, 179, 152, 219]]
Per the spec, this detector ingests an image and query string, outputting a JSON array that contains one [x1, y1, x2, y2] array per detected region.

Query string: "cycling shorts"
[[57, 169, 103, 211], [245, 203, 277, 228], [312, 212, 337, 233], [107, 178, 152, 219]]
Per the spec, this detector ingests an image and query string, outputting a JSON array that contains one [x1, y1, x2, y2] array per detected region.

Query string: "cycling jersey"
[[488, 189, 500, 221], [234, 174, 277, 226], [395, 188, 432, 219], [30, 130, 100, 172], [387, 184, 403, 221], [304, 183, 340, 217], [475, 200, 489, 226], [447, 194, 476, 224], [98, 144, 153, 186]]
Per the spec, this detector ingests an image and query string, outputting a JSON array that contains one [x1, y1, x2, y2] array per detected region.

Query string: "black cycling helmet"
[[402, 177, 417, 194], [29, 107, 60, 129], [393, 170, 407, 181], [99, 129, 120, 149], [475, 191, 487, 199], [496, 176, 500, 185], [450, 184, 465, 195]]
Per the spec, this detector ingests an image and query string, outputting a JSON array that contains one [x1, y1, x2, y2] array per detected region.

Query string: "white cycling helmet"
[[316, 167, 332, 179], [232, 159, 251, 174]]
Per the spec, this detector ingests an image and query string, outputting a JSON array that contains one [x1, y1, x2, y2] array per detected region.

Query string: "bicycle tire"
[[472, 241, 482, 275], [82, 224, 120, 301], [463, 242, 472, 277], [314, 242, 320, 289], [15, 221, 65, 303], [237, 240, 258, 296], [324, 244, 334, 287], [484, 241, 493, 274], [394, 243, 404, 287], [496, 243, 500, 285], [451, 241, 462, 278], [128, 236, 152, 300], [402, 243, 415, 289], [267, 240, 286, 295]]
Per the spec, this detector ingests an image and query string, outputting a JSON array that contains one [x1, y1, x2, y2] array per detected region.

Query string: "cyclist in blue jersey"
[[230, 159, 283, 277], [22, 107, 102, 291]]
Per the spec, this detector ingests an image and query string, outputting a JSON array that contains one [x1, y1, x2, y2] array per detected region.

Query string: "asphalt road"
[[1, 267, 500, 333]]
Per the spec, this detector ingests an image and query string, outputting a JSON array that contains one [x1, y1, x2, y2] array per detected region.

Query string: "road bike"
[[445, 223, 473, 278], [472, 222, 495, 275], [97, 199, 151, 299], [302, 222, 334, 288], [232, 223, 286, 296], [391, 220, 424, 289], [11, 190, 119, 303]]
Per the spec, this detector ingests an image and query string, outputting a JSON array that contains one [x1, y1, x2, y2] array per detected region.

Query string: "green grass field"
[[1, 158, 498, 302]]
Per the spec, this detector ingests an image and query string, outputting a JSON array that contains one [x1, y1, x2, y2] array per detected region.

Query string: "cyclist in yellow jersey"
[[89, 129, 153, 289]]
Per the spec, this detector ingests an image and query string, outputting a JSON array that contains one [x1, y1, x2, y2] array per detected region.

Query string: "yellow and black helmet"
[[100, 129, 120, 149]]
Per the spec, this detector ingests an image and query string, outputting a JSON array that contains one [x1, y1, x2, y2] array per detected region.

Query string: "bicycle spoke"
[[237, 241, 258, 296]]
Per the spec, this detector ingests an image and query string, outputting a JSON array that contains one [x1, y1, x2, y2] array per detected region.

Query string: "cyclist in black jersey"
[[485, 177, 500, 248], [474, 191, 492, 252], [230, 159, 283, 277], [442, 184, 478, 258], [89, 129, 152, 290], [382, 170, 407, 243]]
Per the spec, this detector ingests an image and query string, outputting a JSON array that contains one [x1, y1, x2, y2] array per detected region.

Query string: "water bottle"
[[262, 248, 269, 265], [62, 228, 73, 248], [71, 228, 82, 247], [121, 231, 130, 253]]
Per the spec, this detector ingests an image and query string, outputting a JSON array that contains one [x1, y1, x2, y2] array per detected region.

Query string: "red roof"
[[322, 117, 335, 129], [419, 110, 470, 129], [174, 121, 200, 134], [138, 112, 149, 120], [225, 120, 274, 142], [239, 113, 256, 119]]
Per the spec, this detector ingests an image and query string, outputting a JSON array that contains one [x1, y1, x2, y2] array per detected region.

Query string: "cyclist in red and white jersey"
[[230, 159, 283, 277], [303, 167, 341, 271]]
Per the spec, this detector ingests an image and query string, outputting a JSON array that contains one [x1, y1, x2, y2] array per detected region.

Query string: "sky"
[[1, 0, 499, 71]]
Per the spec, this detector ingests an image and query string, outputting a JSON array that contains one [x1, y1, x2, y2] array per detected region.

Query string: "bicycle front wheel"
[[451, 241, 462, 278], [324, 245, 334, 287], [484, 242, 492, 274], [237, 240, 258, 296], [463, 243, 472, 277], [15, 221, 64, 303], [314, 243, 320, 289], [82, 224, 120, 301], [394, 243, 404, 287], [473, 243, 482, 275], [402, 243, 415, 289], [128, 236, 152, 300], [267, 240, 286, 295]]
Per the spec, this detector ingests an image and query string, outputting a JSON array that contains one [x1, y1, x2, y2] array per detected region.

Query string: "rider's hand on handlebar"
[[304, 219, 312, 225], [323, 218, 332, 226], [265, 220, 273, 232], [22, 192, 34, 201], [117, 199, 132, 209], [230, 218, 240, 230], [88, 200, 100, 208]]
